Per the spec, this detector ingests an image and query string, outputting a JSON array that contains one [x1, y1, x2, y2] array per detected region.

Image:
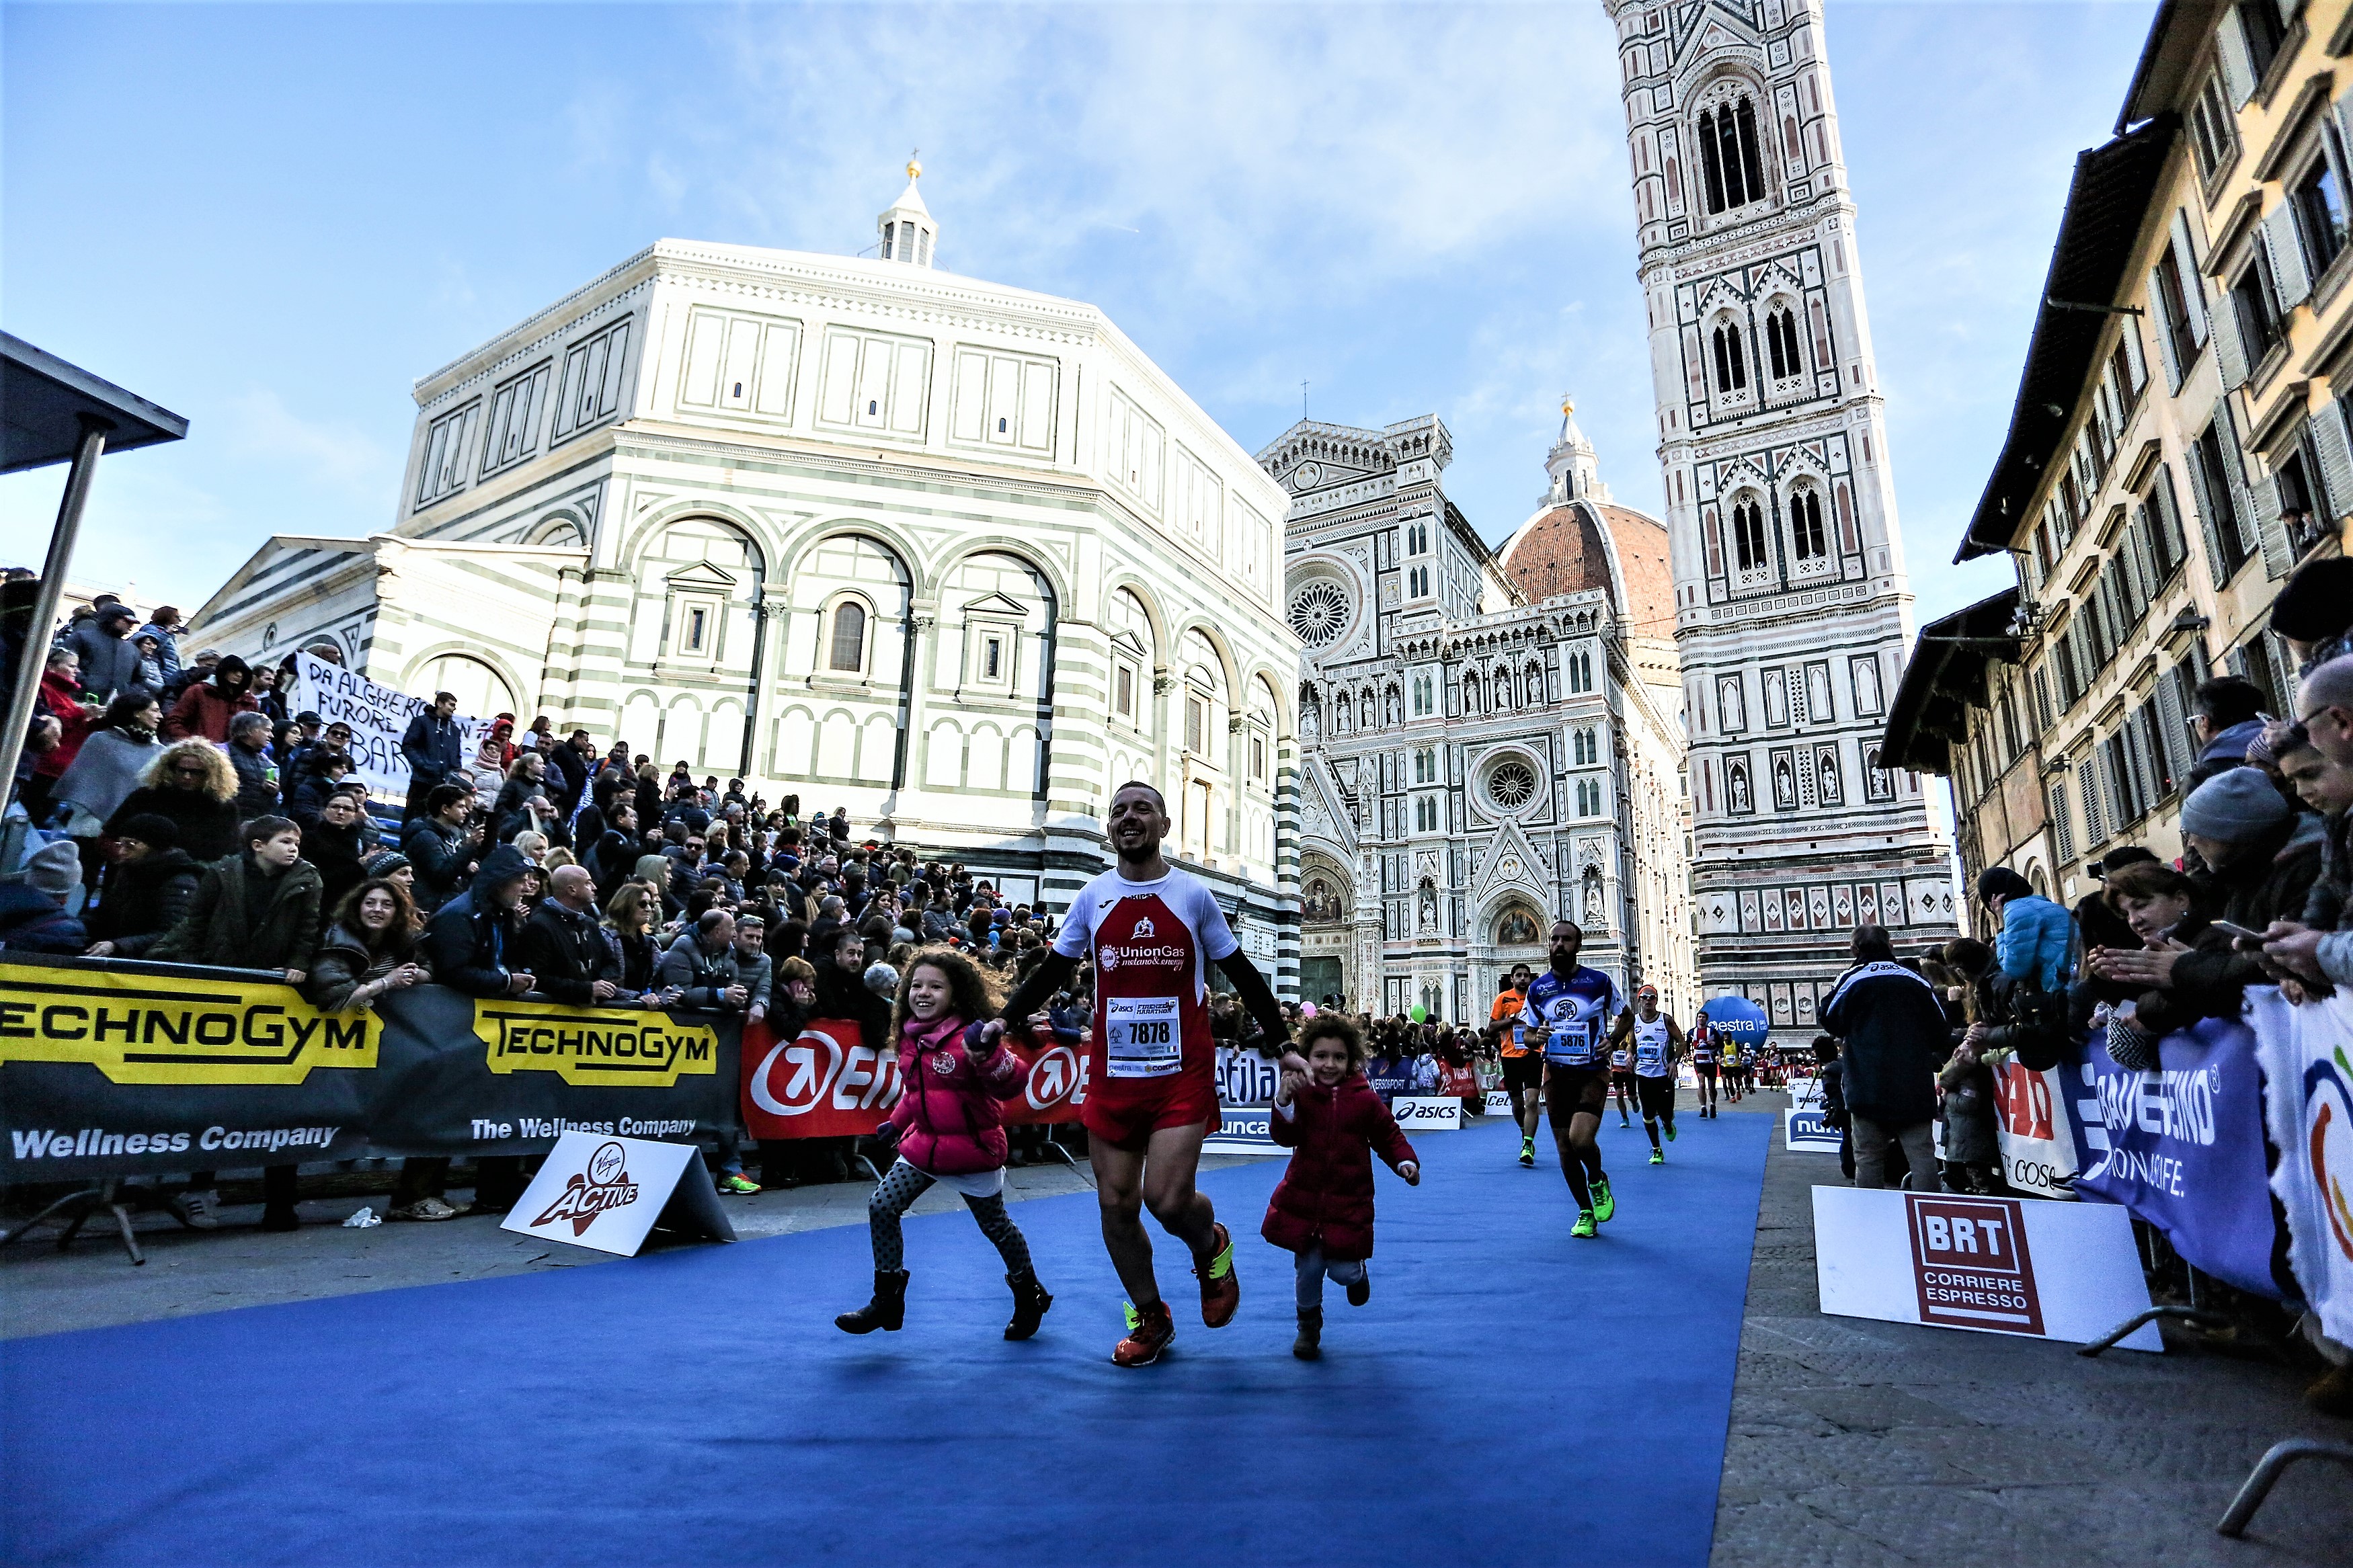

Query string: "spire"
[[877, 153, 936, 267], [1544, 393, 1610, 505]]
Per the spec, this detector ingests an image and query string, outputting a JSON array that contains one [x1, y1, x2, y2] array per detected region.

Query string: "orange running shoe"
[[1195, 1221, 1240, 1328], [1113, 1299, 1175, 1367]]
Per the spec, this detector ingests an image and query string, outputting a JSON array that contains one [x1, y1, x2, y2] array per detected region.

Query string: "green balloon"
[[1409, 1004, 1428, 1024]]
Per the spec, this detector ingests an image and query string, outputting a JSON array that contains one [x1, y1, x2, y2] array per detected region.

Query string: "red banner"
[[739, 1018, 1088, 1139], [1437, 1063, 1478, 1097]]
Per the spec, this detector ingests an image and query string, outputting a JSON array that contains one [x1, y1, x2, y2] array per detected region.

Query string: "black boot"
[[1293, 1307, 1323, 1360], [836, 1269, 909, 1333], [1004, 1270, 1053, 1340]]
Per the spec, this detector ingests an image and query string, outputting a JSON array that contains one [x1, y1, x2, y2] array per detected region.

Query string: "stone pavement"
[[1713, 1091, 2352, 1566]]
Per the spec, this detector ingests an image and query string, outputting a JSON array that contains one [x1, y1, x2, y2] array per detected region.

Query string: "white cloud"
[[219, 387, 392, 499]]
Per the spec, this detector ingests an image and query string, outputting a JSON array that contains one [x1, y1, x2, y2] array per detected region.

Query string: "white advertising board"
[[1484, 1089, 1515, 1116], [1784, 1107, 1842, 1152], [502, 1132, 735, 1257], [1812, 1186, 2156, 1350], [1392, 1095, 1462, 1132]]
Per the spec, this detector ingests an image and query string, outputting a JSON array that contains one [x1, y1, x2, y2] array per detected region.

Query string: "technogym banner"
[[0, 958, 740, 1178]]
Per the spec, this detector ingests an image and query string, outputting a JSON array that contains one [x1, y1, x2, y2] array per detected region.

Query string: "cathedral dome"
[[1498, 499, 1673, 632]]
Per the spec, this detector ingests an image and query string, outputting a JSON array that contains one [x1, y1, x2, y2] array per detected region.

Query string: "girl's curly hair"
[[1297, 1012, 1365, 1069], [890, 944, 1005, 1036]]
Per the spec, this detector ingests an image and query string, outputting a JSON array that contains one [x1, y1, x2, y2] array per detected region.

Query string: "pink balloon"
[[1300, 1002, 1319, 1018]]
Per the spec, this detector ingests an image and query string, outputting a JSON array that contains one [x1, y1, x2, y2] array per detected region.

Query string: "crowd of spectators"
[[1, 588, 1090, 1225]]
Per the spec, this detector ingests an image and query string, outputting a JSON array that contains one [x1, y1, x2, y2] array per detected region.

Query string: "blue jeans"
[[1295, 1245, 1365, 1309]]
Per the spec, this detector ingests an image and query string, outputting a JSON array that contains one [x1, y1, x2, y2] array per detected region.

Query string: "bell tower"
[[877, 155, 937, 267]]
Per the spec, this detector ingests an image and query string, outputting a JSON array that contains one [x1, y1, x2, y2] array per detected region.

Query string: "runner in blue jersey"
[[1517, 919, 1622, 1239]]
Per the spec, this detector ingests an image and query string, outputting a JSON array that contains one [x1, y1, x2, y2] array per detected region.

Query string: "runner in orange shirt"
[[1486, 963, 1540, 1167]]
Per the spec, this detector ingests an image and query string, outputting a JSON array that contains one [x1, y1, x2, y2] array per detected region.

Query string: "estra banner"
[[1813, 1186, 2158, 1350], [1989, 1056, 2079, 1200], [737, 1018, 1088, 1140]]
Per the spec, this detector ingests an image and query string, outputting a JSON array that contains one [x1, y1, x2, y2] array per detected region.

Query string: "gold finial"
[[907, 150, 922, 181], [1561, 393, 1577, 417]]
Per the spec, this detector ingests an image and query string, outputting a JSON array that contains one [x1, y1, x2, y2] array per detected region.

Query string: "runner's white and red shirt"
[[1052, 866, 1237, 1100]]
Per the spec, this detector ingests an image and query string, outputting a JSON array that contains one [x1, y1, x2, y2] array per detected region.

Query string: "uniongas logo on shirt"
[[1101, 944, 1186, 972]]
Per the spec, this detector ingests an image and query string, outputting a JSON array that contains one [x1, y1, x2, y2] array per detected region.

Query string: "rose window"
[[1488, 760, 1538, 810], [1287, 581, 1351, 647]]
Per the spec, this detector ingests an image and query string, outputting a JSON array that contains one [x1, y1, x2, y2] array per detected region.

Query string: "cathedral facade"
[[1272, 407, 1696, 1025], [1609, 0, 1958, 1038], [188, 171, 1304, 987]]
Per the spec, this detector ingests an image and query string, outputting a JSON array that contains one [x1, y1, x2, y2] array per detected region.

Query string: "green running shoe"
[[1591, 1173, 1616, 1223], [1571, 1208, 1598, 1239], [1518, 1139, 1536, 1168], [1665, 1120, 1678, 1143], [1650, 1148, 1665, 1165]]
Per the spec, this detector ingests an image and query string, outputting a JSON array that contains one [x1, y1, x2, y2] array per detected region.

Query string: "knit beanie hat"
[[2180, 767, 2292, 841], [362, 850, 411, 880], [25, 840, 82, 899], [116, 813, 179, 851], [1975, 866, 2033, 904]]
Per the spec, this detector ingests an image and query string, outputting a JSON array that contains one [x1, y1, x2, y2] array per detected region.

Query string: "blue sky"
[[2, 1, 2155, 633]]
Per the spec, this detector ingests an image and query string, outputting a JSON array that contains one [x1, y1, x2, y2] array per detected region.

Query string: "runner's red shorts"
[[1084, 1069, 1220, 1149]]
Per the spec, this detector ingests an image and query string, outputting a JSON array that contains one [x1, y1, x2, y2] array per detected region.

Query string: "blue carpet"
[[2, 1110, 1769, 1568]]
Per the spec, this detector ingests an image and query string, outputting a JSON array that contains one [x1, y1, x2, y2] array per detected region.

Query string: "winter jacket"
[[655, 932, 742, 1010], [302, 922, 429, 1012], [62, 619, 143, 704], [50, 727, 163, 824], [588, 827, 638, 902], [1936, 1053, 2001, 1167], [733, 947, 772, 1012], [2199, 717, 2269, 764], [2302, 807, 2353, 931], [514, 900, 616, 1007], [1994, 893, 2073, 993], [1821, 960, 1946, 1127], [602, 925, 664, 996], [813, 960, 894, 1057], [884, 1012, 1025, 1176], [149, 851, 324, 973], [226, 741, 280, 817], [398, 711, 466, 796], [161, 678, 257, 743], [2147, 815, 2325, 1031], [31, 670, 93, 784], [300, 820, 368, 927], [420, 845, 532, 997], [104, 786, 242, 866], [130, 622, 182, 686], [1261, 1072, 1417, 1262], [82, 848, 201, 957], [0, 886, 87, 954], [401, 815, 477, 911]]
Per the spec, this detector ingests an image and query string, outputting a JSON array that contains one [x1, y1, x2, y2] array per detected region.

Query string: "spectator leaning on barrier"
[[401, 783, 482, 913], [514, 864, 619, 1007], [1821, 923, 1943, 1193], [2073, 848, 2157, 963], [399, 691, 465, 821], [0, 841, 88, 953], [150, 815, 322, 980], [598, 882, 672, 1003], [2086, 861, 2207, 1070], [161, 653, 256, 743], [1975, 865, 2071, 994], [421, 843, 536, 999], [81, 815, 199, 958], [658, 909, 747, 1012], [2273, 720, 2353, 937], [104, 739, 242, 866]]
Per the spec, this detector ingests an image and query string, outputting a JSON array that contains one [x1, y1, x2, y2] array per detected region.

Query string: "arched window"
[[1790, 490, 1827, 561], [1712, 325, 1748, 394], [1732, 500, 1769, 572], [1765, 308, 1802, 379], [1699, 95, 1767, 214], [828, 600, 868, 671]]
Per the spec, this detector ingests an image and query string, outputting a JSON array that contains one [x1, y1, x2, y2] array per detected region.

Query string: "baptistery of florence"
[[188, 167, 1305, 987], [1273, 401, 1698, 1026]]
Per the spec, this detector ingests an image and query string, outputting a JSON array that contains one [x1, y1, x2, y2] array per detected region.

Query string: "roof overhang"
[[1, 333, 188, 472], [1880, 588, 2024, 775], [1954, 118, 2178, 563], [2117, 0, 2232, 134]]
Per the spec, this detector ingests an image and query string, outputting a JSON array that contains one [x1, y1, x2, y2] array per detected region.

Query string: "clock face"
[[1293, 462, 1322, 491]]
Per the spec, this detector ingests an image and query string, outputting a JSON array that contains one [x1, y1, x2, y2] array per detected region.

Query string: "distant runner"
[[1607, 1030, 1636, 1128], [1488, 963, 1541, 1167], [1689, 1007, 1720, 1120], [1607, 985, 1685, 1165], [1519, 921, 1620, 1239]]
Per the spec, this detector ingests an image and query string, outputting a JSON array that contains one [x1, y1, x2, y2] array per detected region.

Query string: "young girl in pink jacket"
[[836, 946, 1053, 1340]]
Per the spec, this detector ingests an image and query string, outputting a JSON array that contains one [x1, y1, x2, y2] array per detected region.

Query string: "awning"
[[1954, 118, 2178, 563], [1880, 588, 2024, 774], [2, 333, 188, 473]]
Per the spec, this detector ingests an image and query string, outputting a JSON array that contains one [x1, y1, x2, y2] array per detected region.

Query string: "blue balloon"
[[1700, 994, 1771, 1043]]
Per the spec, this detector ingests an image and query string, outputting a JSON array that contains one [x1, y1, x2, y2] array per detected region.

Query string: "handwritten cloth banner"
[[294, 653, 481, 801], [2248, 987, 2353, 1348]]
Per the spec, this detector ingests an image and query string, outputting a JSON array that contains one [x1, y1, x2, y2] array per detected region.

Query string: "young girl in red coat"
[[1263, 1014, 1419, 1360], [835, 946, 1053, 1341]]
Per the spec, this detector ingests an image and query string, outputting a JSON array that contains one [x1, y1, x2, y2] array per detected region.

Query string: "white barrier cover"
[[1989, 1056, 2079, 1200], [1812, 1186, 2157, 1350], [2248, 987, 2353, 1348], [502, 1132, 733, 1256], [1784, 1107, 1841, 1152]]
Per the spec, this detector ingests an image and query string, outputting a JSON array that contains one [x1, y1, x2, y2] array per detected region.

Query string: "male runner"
[[1722, 1039, 1743, 1104], [1607, 1028, 1636, 1128], [1689, 1007, 1719, 1119], [1519, 920, 1622, 1238], [1488, 964, 1540, 1165], [1606, 985, 1685, 1164], [995, 782, 1299, 1368]]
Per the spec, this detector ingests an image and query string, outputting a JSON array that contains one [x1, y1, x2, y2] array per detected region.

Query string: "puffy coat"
[[149, 851, 323, 973], [83, 847, 201, 957], [1821, 960, 1946, 1126], [161, 677, 256, 743], [104, 785, 241, 865], [1994, 893, 2073, 993], [0, 885, 87, 954], [1261, 1073, 1417, 1262], [885, 1013, 1023, 1175]]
